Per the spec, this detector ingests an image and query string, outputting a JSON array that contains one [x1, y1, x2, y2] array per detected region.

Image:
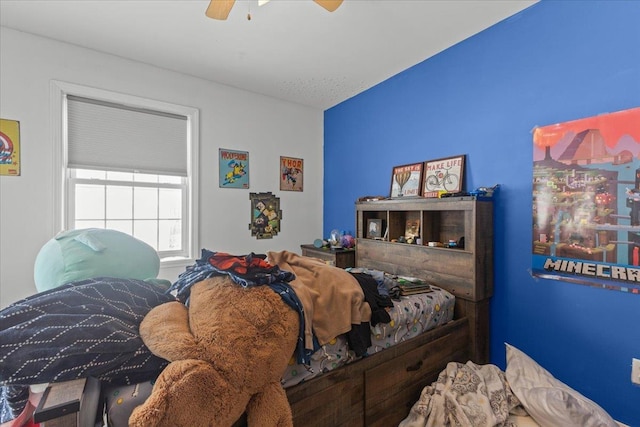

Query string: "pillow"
[[505, 343, 618, 427], [34, 228, 161, 292]]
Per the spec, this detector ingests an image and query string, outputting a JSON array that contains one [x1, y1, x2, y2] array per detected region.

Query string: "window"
[[51, 81, 199, 263]]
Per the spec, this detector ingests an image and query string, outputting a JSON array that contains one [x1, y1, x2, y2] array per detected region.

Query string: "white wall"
[[0, 27, 324, 308]]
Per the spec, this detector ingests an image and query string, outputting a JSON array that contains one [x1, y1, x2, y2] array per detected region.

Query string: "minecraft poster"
[[532, 107, 640, 294]]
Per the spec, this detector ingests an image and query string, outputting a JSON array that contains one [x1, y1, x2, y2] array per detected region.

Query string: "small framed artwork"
[[367, 219, 383, 239], [405, 219, 420, 239], [280, 156, 303, 191], [0, 118, 21, 176], [219, 148, 249, 189], [390, 162, 424, 198], [423, 154, 465, 198]]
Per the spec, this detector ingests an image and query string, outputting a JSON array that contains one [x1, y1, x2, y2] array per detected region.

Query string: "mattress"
[[281, 285, 455, 388]]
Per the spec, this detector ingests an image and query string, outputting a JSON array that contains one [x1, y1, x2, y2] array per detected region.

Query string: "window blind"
[[67, 95, 188, 176]]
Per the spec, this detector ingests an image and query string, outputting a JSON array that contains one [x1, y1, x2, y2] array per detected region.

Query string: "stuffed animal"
[[129, 275, 300, 427]]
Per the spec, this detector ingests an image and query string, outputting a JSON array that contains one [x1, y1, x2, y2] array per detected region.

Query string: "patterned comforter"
[[399, 361, 525, 427], [0, 277, 174, 423]]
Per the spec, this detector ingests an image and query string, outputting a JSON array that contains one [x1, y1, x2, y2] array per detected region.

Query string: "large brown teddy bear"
[[129, 275, 299, 427]]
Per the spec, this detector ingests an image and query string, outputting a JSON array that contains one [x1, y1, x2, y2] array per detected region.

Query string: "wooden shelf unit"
[[356, 197, 494, 302]]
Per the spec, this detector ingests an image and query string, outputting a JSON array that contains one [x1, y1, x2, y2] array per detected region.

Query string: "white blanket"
[[399, 361, 527, 427]]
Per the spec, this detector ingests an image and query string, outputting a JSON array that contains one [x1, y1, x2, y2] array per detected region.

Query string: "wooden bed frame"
[[283, 197, 493, 427], [283, 281, 489, 427]]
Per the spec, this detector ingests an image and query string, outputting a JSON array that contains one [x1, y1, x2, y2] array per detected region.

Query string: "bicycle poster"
[[423, 154, 465, 198], [531, 106, 640, 294]]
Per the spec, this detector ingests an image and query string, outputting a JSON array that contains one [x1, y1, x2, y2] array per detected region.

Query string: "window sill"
[[160, 256, 193, 269]]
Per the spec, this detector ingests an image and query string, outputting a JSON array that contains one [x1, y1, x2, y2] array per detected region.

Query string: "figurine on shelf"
[[329, 229, 344, 249]]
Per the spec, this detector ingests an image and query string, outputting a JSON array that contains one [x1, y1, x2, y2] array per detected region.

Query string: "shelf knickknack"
[[249, 192, 282, 239]]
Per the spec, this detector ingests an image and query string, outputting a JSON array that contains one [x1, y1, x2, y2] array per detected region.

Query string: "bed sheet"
[[281, 285, 455, 388]]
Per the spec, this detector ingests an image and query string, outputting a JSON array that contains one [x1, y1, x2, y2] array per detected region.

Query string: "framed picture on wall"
[[390, 162, 424, 198], [423, 154, 465, 198], [0, 118, 21, 176], [280, 156, 303, 191], [219, 148, 249, 189]]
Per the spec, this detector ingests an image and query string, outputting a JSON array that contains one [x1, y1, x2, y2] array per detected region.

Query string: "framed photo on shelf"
[[390, 162, 424, 198], [367, 219, 383, 239], [423, 154, 465, 198], [405, 219, 420, 239]]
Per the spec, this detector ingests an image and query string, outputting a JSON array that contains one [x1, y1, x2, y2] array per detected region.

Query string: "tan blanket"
[[267, 250, 371, 349], [399, 361, 525, 427]]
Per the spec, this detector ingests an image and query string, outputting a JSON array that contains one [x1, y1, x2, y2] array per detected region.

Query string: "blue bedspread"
[[0, 277, 173, 423]]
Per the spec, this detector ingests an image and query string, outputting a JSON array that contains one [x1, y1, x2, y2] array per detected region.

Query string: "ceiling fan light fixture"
[[206, 0, 343, 20], [205, 0, 236, 20], [313, 0, 343, 12]]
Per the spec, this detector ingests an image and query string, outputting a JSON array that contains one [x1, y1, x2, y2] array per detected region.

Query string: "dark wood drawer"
[[300, 244, 355, 268], [364, 325, 470, 426]]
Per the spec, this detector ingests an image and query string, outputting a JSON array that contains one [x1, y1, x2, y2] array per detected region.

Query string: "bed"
[[270, 248, 488, 427], [280, 282, 455, 390]]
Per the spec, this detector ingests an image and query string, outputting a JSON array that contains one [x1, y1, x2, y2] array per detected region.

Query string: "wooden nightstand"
[[300, 244, 355, 268]]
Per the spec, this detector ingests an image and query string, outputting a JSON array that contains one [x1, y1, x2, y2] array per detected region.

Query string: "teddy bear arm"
[[139, 301, 201, 362], [246, 381, 294, 427]]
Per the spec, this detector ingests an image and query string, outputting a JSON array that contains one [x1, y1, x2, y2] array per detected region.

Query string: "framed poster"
[[532, 106, 640, 294], [390, 162, 423, 198], [280, 156, 303, 191], [249, 192, 282, 239], [423, 155, 465, 198], [0, 118, 21, 176], [219, 148, 249, 189]]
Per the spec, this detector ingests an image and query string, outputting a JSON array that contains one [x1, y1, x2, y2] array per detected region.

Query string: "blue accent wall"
[[324, 1, 640, 424]]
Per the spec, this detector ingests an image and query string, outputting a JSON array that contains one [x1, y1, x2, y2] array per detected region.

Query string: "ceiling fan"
[[206, 0, 344, 20]]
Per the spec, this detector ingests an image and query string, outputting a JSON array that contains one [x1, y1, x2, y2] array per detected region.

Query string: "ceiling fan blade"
[[205, 0, 236, 20], [313, 0, 343, 12]]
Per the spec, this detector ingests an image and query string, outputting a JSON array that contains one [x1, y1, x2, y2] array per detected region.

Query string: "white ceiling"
[[0, 0, 536, 110]]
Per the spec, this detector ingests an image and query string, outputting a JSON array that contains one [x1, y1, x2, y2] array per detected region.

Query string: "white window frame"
[[67, 170, 188, 259], [51, 80, 199, 266]]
